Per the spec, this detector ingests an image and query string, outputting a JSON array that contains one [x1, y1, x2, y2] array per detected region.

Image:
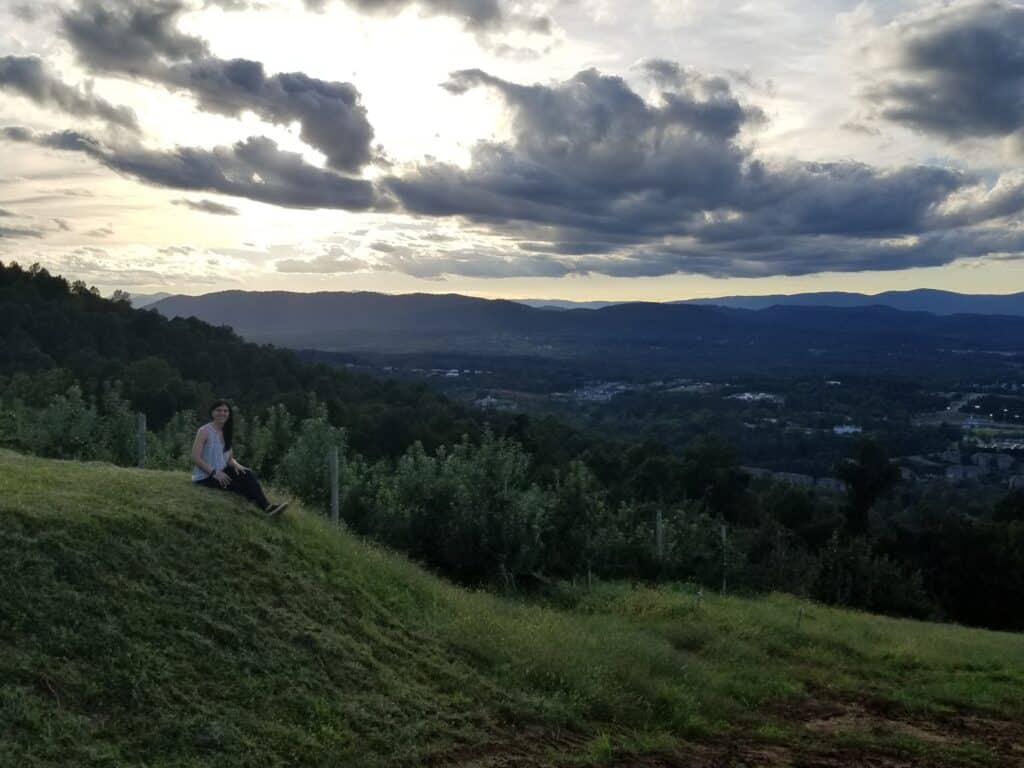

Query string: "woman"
[[191, 400, 288, 516]]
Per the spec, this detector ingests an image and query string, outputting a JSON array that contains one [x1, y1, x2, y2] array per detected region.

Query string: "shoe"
[[266, 502, 289, 517]]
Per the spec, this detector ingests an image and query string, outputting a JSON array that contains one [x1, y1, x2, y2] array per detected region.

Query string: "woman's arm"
[[228, 449, 249, 473]]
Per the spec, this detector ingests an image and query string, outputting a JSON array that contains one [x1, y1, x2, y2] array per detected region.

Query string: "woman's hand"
[[233, 461, 249, 474], [213, 470, 231, 487]]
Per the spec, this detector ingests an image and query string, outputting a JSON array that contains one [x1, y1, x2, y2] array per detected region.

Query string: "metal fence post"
[[721, 522, 728, 594], [136, 413, 146, 468]]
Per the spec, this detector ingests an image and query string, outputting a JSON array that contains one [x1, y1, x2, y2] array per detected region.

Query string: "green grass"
[[1, 449, 1022, 767]]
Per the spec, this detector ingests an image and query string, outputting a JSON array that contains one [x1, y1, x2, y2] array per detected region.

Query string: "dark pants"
[[198, 466, 271, 510]]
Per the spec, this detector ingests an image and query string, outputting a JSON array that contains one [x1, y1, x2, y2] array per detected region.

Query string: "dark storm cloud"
[[62, 0, 376, 173], [1, 127, 385, 211], [172, 198, 240, 215], [62, 0, 209, 73], [383, 65, 1024, 278], [690, 162, 967, 241], [0, 56, 140, 131], [865, 1, 1024, 141], [391, 68, 969, 239], [621, 228, 1024, 279], [391, 67, 759, 233], [369, 228, 1024, 281]]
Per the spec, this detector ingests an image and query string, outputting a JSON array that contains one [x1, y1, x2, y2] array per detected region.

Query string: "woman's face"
[[211, 405, 230, 424]]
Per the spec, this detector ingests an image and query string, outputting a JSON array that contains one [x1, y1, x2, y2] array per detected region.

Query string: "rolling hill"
[[2, 449, 1022, 766], [149, 290, 1024, 380]]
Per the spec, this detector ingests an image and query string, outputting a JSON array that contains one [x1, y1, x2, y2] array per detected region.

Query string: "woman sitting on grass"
[[191, 399, 288, 516]]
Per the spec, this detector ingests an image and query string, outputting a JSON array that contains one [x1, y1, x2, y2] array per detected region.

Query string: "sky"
[[1, 0, 1023, 300]]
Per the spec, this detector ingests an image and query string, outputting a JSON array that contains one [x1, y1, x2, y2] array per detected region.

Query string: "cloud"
[[382, 65, 1024, 278], [391, 66, 761, 236], [0, 56, 140, 131], [10, 4, 39, 22], [377, 245, 572, 279], [303, 0, 550, 36], [0, 225, 43, 239], [840, 120, 881, 137], [62, 0, 209, 73], [2, 127, 386, 211], [276, 248, 370, 273], [54, 246, 235, 287], [864, 2, 1024, 142], [172, 198, 239, 215], [62, 0, 376, 172]]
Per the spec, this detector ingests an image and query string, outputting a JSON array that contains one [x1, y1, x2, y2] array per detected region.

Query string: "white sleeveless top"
[[192, 423, 229, 482]]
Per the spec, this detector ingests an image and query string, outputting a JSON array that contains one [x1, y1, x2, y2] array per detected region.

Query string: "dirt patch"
[[804, 700, 952, 744], [435, 695, 1024, 767]]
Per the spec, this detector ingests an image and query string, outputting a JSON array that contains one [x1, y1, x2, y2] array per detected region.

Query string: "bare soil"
[[437, 694, 1024, 768]]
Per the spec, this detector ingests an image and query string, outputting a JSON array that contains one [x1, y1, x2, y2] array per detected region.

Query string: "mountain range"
[[150, 289, 1024, 381], [516, 289, 1024, 315]]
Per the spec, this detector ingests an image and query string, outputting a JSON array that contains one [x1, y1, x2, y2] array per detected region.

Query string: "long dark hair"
[[209, 399, 234, 451]]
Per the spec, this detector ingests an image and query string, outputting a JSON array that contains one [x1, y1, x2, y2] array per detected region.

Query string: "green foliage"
[[813, 532, 933, 619], [370, 430, 551, 586], [277, 401, 348, 513], [835, 437, 900, 535]]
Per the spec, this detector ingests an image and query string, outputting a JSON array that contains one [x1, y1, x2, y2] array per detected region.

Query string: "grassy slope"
[[1, 450, 1022, 767]]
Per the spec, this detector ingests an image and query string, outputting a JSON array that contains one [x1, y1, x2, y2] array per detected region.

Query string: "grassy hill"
[[1, 450, 1022, 767]]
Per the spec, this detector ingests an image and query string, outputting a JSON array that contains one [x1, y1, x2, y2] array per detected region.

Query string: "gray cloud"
[[391, 66, 760, 236], [0, 56, 140, 131], [365, 227, 1024, 281], [391, 67, 971, 239], [303, 0, 550, 36], [11, 4, 39, 22], [383, 65, 1024, 278], [2, 127, 385, 211], [276, 248, 370, 273], [62, 0, 376, 172], [172, 198, 240, 215], [0, 225, 43, 239], [865, 2, 1024, 141], [840, 120, 881, 137], [62, 0, 209, 73]]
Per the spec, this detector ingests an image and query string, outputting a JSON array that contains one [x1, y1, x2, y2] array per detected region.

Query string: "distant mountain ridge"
[[151, 289, 1024, 360], [681, 289, 1024, 315], [514, 290, 1024, 315]]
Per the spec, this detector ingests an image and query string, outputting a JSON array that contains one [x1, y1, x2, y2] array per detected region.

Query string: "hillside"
[[2, 450, 1023, 767]]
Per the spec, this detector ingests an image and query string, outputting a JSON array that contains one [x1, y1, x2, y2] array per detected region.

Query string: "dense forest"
[[2, 261, 1023, 631]]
